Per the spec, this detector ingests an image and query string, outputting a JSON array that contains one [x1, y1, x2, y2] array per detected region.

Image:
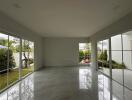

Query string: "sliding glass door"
[[0, 32, 34, 92]]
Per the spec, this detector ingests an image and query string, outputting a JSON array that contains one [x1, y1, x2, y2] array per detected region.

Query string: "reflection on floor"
[[0, 75, 34, 100], [99, 68, 132, 90], [0, 66, 132, 100], [79, 68, 92, 89]]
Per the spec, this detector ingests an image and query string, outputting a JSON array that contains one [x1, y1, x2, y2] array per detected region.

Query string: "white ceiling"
[[0, 0, 132, 37]]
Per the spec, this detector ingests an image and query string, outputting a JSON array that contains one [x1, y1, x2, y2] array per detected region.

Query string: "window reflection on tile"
[[0, 92, 7, 100], [124, 69, 132, 90], [79, 68, 92, 89], [21, 75, 34, 100], [0, 74, 34, 100], [97, 74, 132, 100], [98, 74, 110, 100], [112, 81, 123, 100], [112, 82, 132, 100], [8, 83, 19, 100], [124, 87, 132, 100], [98, 74, 104, 85]]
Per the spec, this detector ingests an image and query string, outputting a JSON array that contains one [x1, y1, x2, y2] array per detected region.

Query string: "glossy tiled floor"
[[0, 66, 132, 100]]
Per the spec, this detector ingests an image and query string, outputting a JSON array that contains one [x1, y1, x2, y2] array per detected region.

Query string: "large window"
[[97, 31, 132, 90], [0, 32, 34, 92]]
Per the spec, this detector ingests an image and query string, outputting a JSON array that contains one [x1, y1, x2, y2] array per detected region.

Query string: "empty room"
[[0, 0, 132, 100]]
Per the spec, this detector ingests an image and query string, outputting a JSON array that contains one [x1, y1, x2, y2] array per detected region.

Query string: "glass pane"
[[122, 31, 132, 50], [97, 41, 103, 70], [97, 40, 110, 76], [112, 51, 123, 84], [103, 39, 109, 51], [8, 36, 20, 85], [123, 51, 132, 89], [0, 33, 8, 91], [102, 39, 110, 76], [111, 34, 122, 50], [123, 51, 132, 70], [21, 39, 32, 77], [29, 41, 34, 71]]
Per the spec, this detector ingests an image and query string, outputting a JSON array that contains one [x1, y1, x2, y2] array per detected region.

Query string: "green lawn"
[[0, 67, 33, 91]]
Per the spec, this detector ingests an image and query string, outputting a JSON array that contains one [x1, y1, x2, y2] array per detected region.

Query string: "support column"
[[91, 39, 97, 71], [91, 39, 98, 100]]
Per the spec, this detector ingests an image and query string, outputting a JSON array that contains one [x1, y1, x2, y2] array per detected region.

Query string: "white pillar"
[[91, 39, 97, 71], [91, 39, 98, 100]]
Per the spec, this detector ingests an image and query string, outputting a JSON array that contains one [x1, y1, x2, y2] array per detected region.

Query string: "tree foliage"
[[79, 50, 84, 62], [22, 40, 33, 68], [79, 50, 91, 62], [0, 39, 8, 47], [0, 38, 34, 70], [0, 48, 15, 73], [99, 50, 107, 61]]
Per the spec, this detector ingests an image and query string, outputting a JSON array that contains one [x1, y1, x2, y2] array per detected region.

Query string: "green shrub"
[[79, 50, 84, 62], [22, 58, 34, 68], [85, 50, 91, 60], [28, 58, 34, 64], [112, 61, 125, 69], [98, 49, 126, 69], [84, 50, 91, 56], [99, 50, 107, 61], [0, 48, 16, 73], [98, 59, 126, 69], [98, 60, 109, 68], [9, 49, 16, 68], [103, 50, 107, 61]]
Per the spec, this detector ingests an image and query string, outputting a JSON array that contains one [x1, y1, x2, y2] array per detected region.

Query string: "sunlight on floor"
[[79, 68, 92, 89]]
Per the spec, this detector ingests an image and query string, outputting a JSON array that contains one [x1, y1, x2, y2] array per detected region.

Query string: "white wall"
[[0, 11, 43, 70], [43, 38, 88, 67]]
